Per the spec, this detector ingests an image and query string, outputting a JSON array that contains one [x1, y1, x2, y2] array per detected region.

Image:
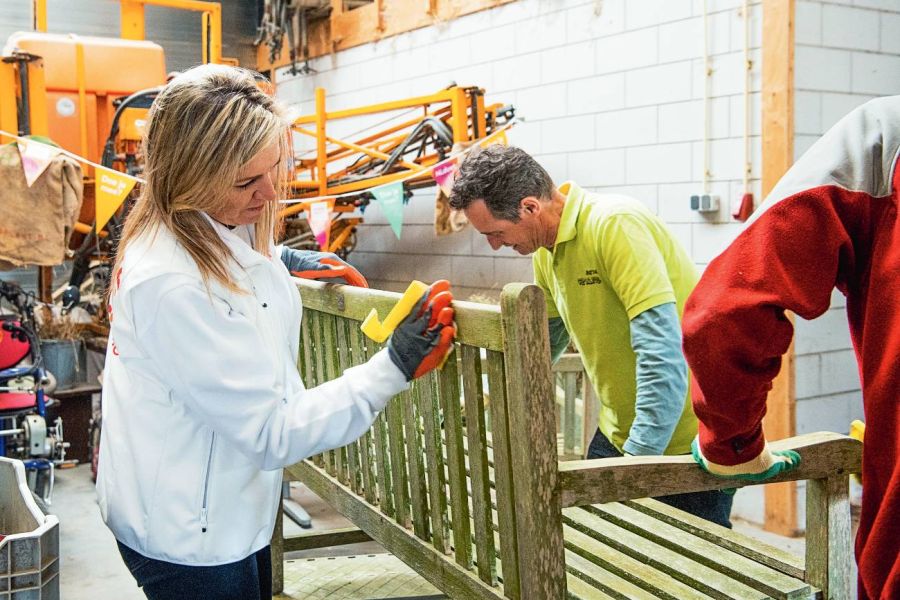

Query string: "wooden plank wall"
[[257, 0, 516, 73]]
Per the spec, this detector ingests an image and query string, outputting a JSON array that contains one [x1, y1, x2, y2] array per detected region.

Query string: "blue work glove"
[[281, 247, 368, 287], [387, 281, 455, 381], [691, 437, 801, 482]]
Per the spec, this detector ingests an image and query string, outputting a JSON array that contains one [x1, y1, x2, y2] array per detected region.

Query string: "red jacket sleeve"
[[682, 97, 900, 466]]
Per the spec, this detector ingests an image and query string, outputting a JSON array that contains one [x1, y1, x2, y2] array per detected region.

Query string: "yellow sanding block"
[[361, 280, 428, 343]]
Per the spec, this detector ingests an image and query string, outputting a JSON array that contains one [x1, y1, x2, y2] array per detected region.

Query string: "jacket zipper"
[[200, 432, 216, 532]]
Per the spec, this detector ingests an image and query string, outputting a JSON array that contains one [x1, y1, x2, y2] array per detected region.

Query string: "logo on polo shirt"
[[578, 268, 602, 286]]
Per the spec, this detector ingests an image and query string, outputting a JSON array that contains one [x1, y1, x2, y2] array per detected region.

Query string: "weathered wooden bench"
[[272, 281, 861, 599]]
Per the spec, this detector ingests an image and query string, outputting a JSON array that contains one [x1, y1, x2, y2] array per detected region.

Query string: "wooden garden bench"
[[272, 281, 861, 599]]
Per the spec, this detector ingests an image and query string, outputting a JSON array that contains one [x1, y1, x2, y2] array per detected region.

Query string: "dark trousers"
[[587, 429, 734, 529], [117, 541, 272, 600]]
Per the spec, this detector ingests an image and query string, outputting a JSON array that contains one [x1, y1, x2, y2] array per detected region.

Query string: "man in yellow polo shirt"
[[450, 145, 732, 527]]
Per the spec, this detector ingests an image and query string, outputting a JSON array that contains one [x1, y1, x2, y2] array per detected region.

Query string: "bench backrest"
[[293, 280, 565, 599], [290, 280, 861, 600]]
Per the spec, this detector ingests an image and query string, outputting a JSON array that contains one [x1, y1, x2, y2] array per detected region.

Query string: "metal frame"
[[279, 84, 511, 255]]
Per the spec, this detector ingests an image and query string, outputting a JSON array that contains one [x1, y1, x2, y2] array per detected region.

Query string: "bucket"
[[39, 339, 86, 390]]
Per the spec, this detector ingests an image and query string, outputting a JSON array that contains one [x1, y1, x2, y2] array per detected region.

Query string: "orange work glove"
[[386, 280, 456, 381], [282, 248, 369, 288]]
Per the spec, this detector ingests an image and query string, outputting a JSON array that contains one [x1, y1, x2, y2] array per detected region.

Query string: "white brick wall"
[[275, 0, 765, 294], [791, 0, 900, 482]]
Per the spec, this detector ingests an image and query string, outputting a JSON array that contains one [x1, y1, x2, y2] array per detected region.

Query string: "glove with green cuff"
[[691, 437, 801, 482]]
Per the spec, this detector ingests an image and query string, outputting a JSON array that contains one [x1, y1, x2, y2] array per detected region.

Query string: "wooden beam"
[[761, 0, 798, 537], [557, 432, 860, 508], [283, 526, 373, 552], [258, 0, 516, 73]]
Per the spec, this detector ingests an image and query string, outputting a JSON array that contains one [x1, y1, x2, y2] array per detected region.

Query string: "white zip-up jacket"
[[96, 218, 408, 565]]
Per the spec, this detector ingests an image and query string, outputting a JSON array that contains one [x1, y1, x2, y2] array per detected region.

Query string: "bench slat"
[[563, 507, 775, 599], [438, 349, 473, 570], [349, 325, 377, 504], [589, 502, 813, 599], [335, 319, 362, 494], [405, 382, 430, 541], [626, 499, 806, 580], [419, 372, 450, 555], [323, 314, 347, 485], [310, 312, 336, 475], [565, 572, 616, 600], [562, 371, 578, 455], [484, 349, 521, 599], [298, 310, 318, 469], [565, 545, 686, 600], [461, 344, 498, 586], [387, 388, 411, 528], [364, 337, 394, 518], [564, 526, 713, 600]]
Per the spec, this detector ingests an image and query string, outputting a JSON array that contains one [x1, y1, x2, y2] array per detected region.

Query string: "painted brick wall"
[[792, 0, 900, 444], [276, 0, 765, 302]]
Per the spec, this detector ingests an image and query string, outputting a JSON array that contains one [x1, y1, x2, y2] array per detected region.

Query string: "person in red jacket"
[[682, 96, 900, 599]]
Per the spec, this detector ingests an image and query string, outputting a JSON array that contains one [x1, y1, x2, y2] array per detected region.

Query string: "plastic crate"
[[0, 458, 59, 599]]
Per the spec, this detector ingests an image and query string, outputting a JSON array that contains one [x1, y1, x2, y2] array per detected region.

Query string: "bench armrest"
[[557, 432, 861, 508]]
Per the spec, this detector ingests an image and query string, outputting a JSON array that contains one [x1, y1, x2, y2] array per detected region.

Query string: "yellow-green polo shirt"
[[533, 182, 699, 455]]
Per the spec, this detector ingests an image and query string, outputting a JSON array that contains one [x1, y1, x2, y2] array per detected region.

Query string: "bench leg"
[[271, 481, 285, 596], [805, 475, 852, 599]]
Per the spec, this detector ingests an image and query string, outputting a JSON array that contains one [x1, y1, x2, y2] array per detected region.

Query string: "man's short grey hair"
[[449, 145, 554, 222]]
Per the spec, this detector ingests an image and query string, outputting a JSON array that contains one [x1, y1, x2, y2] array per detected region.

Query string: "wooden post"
[[500, 284, 566, 598], [37, 267, 53, 303], [581, 381, 599, 459], [761, 0, 798, 537], [805, 476, 852, 598], [271, 480, 284, 595]]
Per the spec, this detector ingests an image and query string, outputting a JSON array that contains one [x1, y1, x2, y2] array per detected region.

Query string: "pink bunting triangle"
[[17, 140, 60, 187], [432, 158, 458, 195], [307, 199, 334, 251]]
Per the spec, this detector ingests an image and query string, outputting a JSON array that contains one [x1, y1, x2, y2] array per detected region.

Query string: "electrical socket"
[[690, 193, 720, 213]]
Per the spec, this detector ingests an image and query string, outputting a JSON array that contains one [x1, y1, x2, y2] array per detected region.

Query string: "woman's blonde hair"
[[112, 64, 289, 293]]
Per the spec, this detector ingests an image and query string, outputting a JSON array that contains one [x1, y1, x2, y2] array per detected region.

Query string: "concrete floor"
[[50, 464, 143, 600], [49, 464, 417, 599], [47, 463, 853, 599]]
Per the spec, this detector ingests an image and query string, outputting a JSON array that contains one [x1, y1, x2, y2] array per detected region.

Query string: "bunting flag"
[[95, 166, 138, 232], [307, 198, 334, 250], [371, 182, 405, 239], [17, 139, 60, 187], [432, 158, 458, 195], [480, 129, 508, 149]]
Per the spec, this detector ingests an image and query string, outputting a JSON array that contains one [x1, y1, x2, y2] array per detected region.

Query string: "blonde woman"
[[96, 64, 455, 600]]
